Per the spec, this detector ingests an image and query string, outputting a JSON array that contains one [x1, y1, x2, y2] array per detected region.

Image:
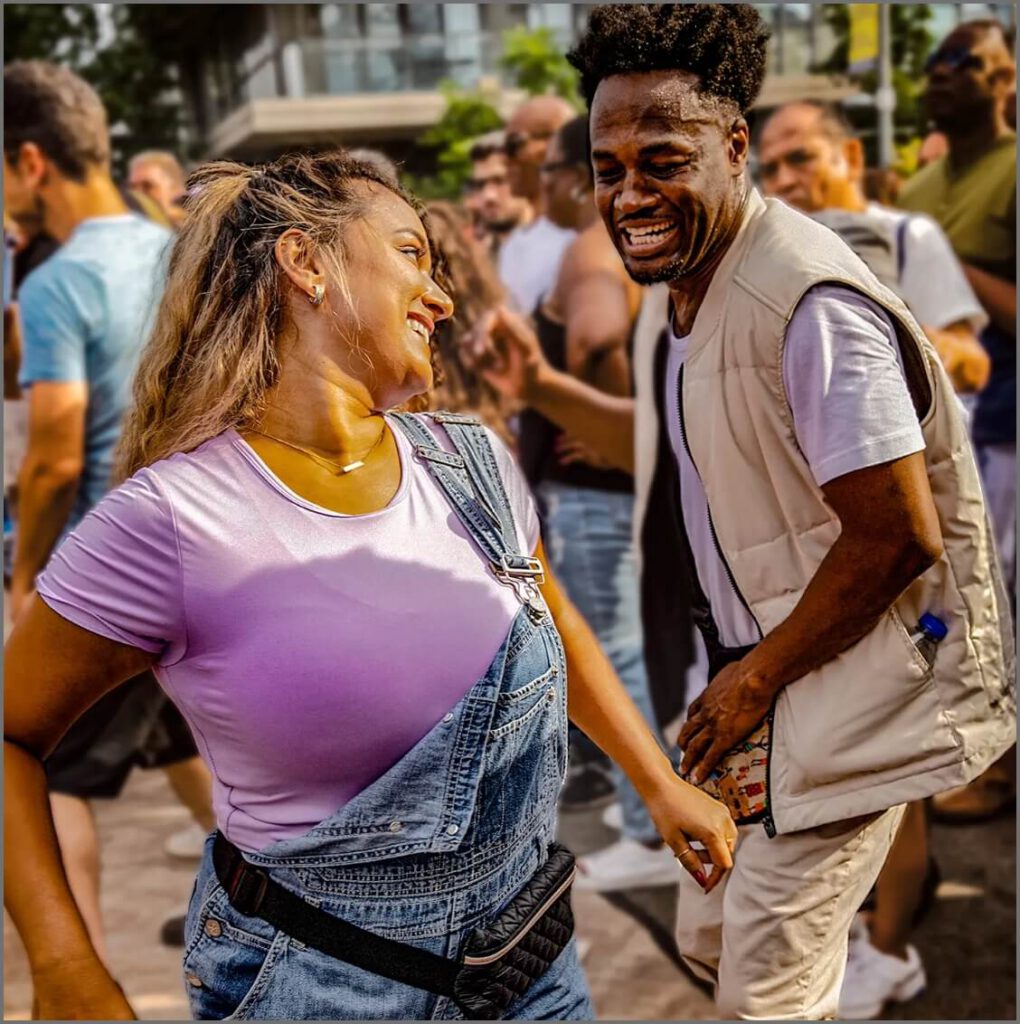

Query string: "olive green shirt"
[[898, 133, 1015, 283]]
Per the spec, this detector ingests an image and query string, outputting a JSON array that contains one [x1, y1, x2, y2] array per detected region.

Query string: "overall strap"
[[429, 412, 518, 551], [390, 413, 545, 605]]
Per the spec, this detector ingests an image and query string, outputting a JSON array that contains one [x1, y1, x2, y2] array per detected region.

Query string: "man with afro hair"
[[473, 5, 1014, 1018]]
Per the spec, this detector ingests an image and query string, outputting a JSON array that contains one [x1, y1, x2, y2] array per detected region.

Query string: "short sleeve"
[[782, 285, 925, 487], [18, 261, 99, 387], [486, 428, 541, 555], [35, 469, 187, 664], [900, 216, 988, 333]]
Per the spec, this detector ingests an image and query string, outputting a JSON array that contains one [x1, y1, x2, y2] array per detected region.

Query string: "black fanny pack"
[[212, 833, 576, 1020]]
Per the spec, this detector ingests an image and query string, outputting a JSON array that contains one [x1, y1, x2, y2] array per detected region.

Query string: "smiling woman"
[[4, 148, 737, 1019]]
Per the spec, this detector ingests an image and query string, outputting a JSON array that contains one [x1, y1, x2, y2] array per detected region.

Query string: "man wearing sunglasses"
[[497, 96, 576, 316], [899, 19, 1017, 828]]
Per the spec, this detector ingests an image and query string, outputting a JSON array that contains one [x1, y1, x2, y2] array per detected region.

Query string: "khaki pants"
[[675, 805, 905, 1020]]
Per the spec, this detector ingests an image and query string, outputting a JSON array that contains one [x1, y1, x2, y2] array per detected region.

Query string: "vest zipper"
[[675, 364, 777, 838], [674, 365, 764, 640]]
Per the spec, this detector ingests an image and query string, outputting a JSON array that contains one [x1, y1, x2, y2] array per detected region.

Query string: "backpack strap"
[[895, 214, 910, 282], [390, 412, 545, 610]]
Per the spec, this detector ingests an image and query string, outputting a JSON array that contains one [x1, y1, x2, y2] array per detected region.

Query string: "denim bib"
[[180, 413, 592, 1020]]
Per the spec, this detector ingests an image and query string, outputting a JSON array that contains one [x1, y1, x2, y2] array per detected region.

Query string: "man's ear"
[[729, 118, 750, 175], [844, 137, 865, 184], [274, 228, 325, 302], [13, 142, 47, 188]]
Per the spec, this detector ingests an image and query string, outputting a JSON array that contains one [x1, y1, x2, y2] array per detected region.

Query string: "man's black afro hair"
[[567, 4, 771, 115]]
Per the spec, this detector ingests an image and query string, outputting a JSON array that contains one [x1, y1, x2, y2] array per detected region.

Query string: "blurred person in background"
[[128, 149, 188, 228], [4, 149, 737, 1020], [464, 131, 530, 260], [899, 18, 1017, 826], [917, 130, 949, 168], [471, 5, 1014, 1015], [417, 199, 516, 446], [3, 60, 215, 967], [499, 95, 576, 315], [862, 166, 902, 206], [516, 114, 676, 891], [346, 146, 401, 188], [759, 98, 993, 1020], [759, 101, 990, 396]]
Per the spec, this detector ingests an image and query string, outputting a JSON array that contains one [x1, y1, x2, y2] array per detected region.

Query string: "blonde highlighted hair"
[[116, 151, 434, 480]]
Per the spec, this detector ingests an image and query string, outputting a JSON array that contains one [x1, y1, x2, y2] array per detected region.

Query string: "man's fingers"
[[690, 738, 731, 785], [679, 726, 711, 777], [676, 714, 701, 749]]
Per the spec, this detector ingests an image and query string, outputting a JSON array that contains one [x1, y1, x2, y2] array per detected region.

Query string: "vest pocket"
[[775, 609, 959, 796]]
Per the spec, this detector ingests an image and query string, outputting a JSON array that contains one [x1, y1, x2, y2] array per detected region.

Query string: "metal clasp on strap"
[[226, 858, 269, 916], [492, 554, 546, 614]]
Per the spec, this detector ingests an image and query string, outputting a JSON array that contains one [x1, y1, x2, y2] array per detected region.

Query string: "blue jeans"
[[538, 481, 661, 844]]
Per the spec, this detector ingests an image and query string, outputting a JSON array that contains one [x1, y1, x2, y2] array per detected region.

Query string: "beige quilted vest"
[[633, 189, 1015, 834]]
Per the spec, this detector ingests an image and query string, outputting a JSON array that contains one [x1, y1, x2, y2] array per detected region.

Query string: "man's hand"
[[677, 661, 776, 784], [465, 306, 548, 403]]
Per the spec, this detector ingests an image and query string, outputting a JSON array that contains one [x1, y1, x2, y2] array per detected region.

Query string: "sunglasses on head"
[[505, 129, 555, 158], [924, 46, 984, 74]]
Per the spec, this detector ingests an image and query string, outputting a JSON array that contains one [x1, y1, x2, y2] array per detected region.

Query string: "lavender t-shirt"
[[37, 419, 540, 853]]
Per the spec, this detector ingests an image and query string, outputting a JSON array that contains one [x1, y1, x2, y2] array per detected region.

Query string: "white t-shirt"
[[665, 285, 926, 647], [497, 215, 575, 315], [865, 202, 987, 333]]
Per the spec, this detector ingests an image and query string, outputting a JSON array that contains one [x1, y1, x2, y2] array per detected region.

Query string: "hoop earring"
[[308, 284, 325, 307]]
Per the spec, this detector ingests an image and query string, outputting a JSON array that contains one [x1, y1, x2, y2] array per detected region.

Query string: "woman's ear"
[[274, 229, 324, 303]]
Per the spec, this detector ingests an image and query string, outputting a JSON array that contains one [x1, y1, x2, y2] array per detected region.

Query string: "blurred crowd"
[[3, 9, 1015, 1022]]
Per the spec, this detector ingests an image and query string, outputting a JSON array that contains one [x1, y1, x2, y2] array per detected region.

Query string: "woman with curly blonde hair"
[[5, 150, 735, 1020]]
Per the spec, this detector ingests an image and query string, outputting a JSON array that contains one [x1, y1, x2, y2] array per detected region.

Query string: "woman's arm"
[[5, 597, 151, 1019], [535, 541, 737, 889]]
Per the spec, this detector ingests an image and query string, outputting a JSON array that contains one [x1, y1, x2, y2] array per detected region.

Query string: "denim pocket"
[[182, 886, 289, 1020]]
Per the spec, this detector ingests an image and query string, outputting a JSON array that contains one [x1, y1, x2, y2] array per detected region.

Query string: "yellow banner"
[[849, 3, 880, 74]]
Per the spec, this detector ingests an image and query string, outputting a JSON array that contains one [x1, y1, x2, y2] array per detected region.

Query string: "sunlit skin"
[[589, 71, 750, 333], [244, 183, 453, 517]]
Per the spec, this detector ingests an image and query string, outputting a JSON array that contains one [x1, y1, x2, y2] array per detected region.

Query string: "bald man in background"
[[498, 96, 577, 315]]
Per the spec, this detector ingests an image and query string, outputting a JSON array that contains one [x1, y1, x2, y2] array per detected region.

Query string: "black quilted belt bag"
[[213, 833, 577, 1020]]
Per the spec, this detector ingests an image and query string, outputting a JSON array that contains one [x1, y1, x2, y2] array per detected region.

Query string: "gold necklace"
[[248, 423, 389, 475]]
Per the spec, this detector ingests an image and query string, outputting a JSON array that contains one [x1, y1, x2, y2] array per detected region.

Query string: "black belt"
[[211, 832, 576, 1019]]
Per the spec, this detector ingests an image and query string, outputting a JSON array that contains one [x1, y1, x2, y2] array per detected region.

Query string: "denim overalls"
[[180, 413, 594, 1020]]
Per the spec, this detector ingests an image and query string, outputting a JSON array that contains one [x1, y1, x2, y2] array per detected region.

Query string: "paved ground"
[[4, 765, 1015, 1020]]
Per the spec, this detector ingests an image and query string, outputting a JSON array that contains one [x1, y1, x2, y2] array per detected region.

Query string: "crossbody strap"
[[390, 412, 545, 606], [212, 833, 461, 998]]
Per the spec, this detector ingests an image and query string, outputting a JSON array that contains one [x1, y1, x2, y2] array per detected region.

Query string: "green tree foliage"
[[814, 4, 935, 162], [404, 82, 504, 200], [3, 4, 186, 174], [500, 26, 582, 107], [408, 27, 583, 200]]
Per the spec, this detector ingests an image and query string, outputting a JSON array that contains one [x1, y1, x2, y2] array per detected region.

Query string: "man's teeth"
[[624, 223, 675, 244]]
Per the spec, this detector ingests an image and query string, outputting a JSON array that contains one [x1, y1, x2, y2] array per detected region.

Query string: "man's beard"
[[486, 215, 522, 234], [624, 251, 693, 286]]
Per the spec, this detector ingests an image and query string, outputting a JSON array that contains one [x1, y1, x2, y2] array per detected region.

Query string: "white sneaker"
[[839, 934, 926, 1019], [164, 823, 210, 861], [574, 837, 681, 892], [601, 801, 623, 831]]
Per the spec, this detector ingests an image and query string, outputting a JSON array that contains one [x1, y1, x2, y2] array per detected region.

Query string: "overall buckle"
[[492, 554, 546, 614]]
